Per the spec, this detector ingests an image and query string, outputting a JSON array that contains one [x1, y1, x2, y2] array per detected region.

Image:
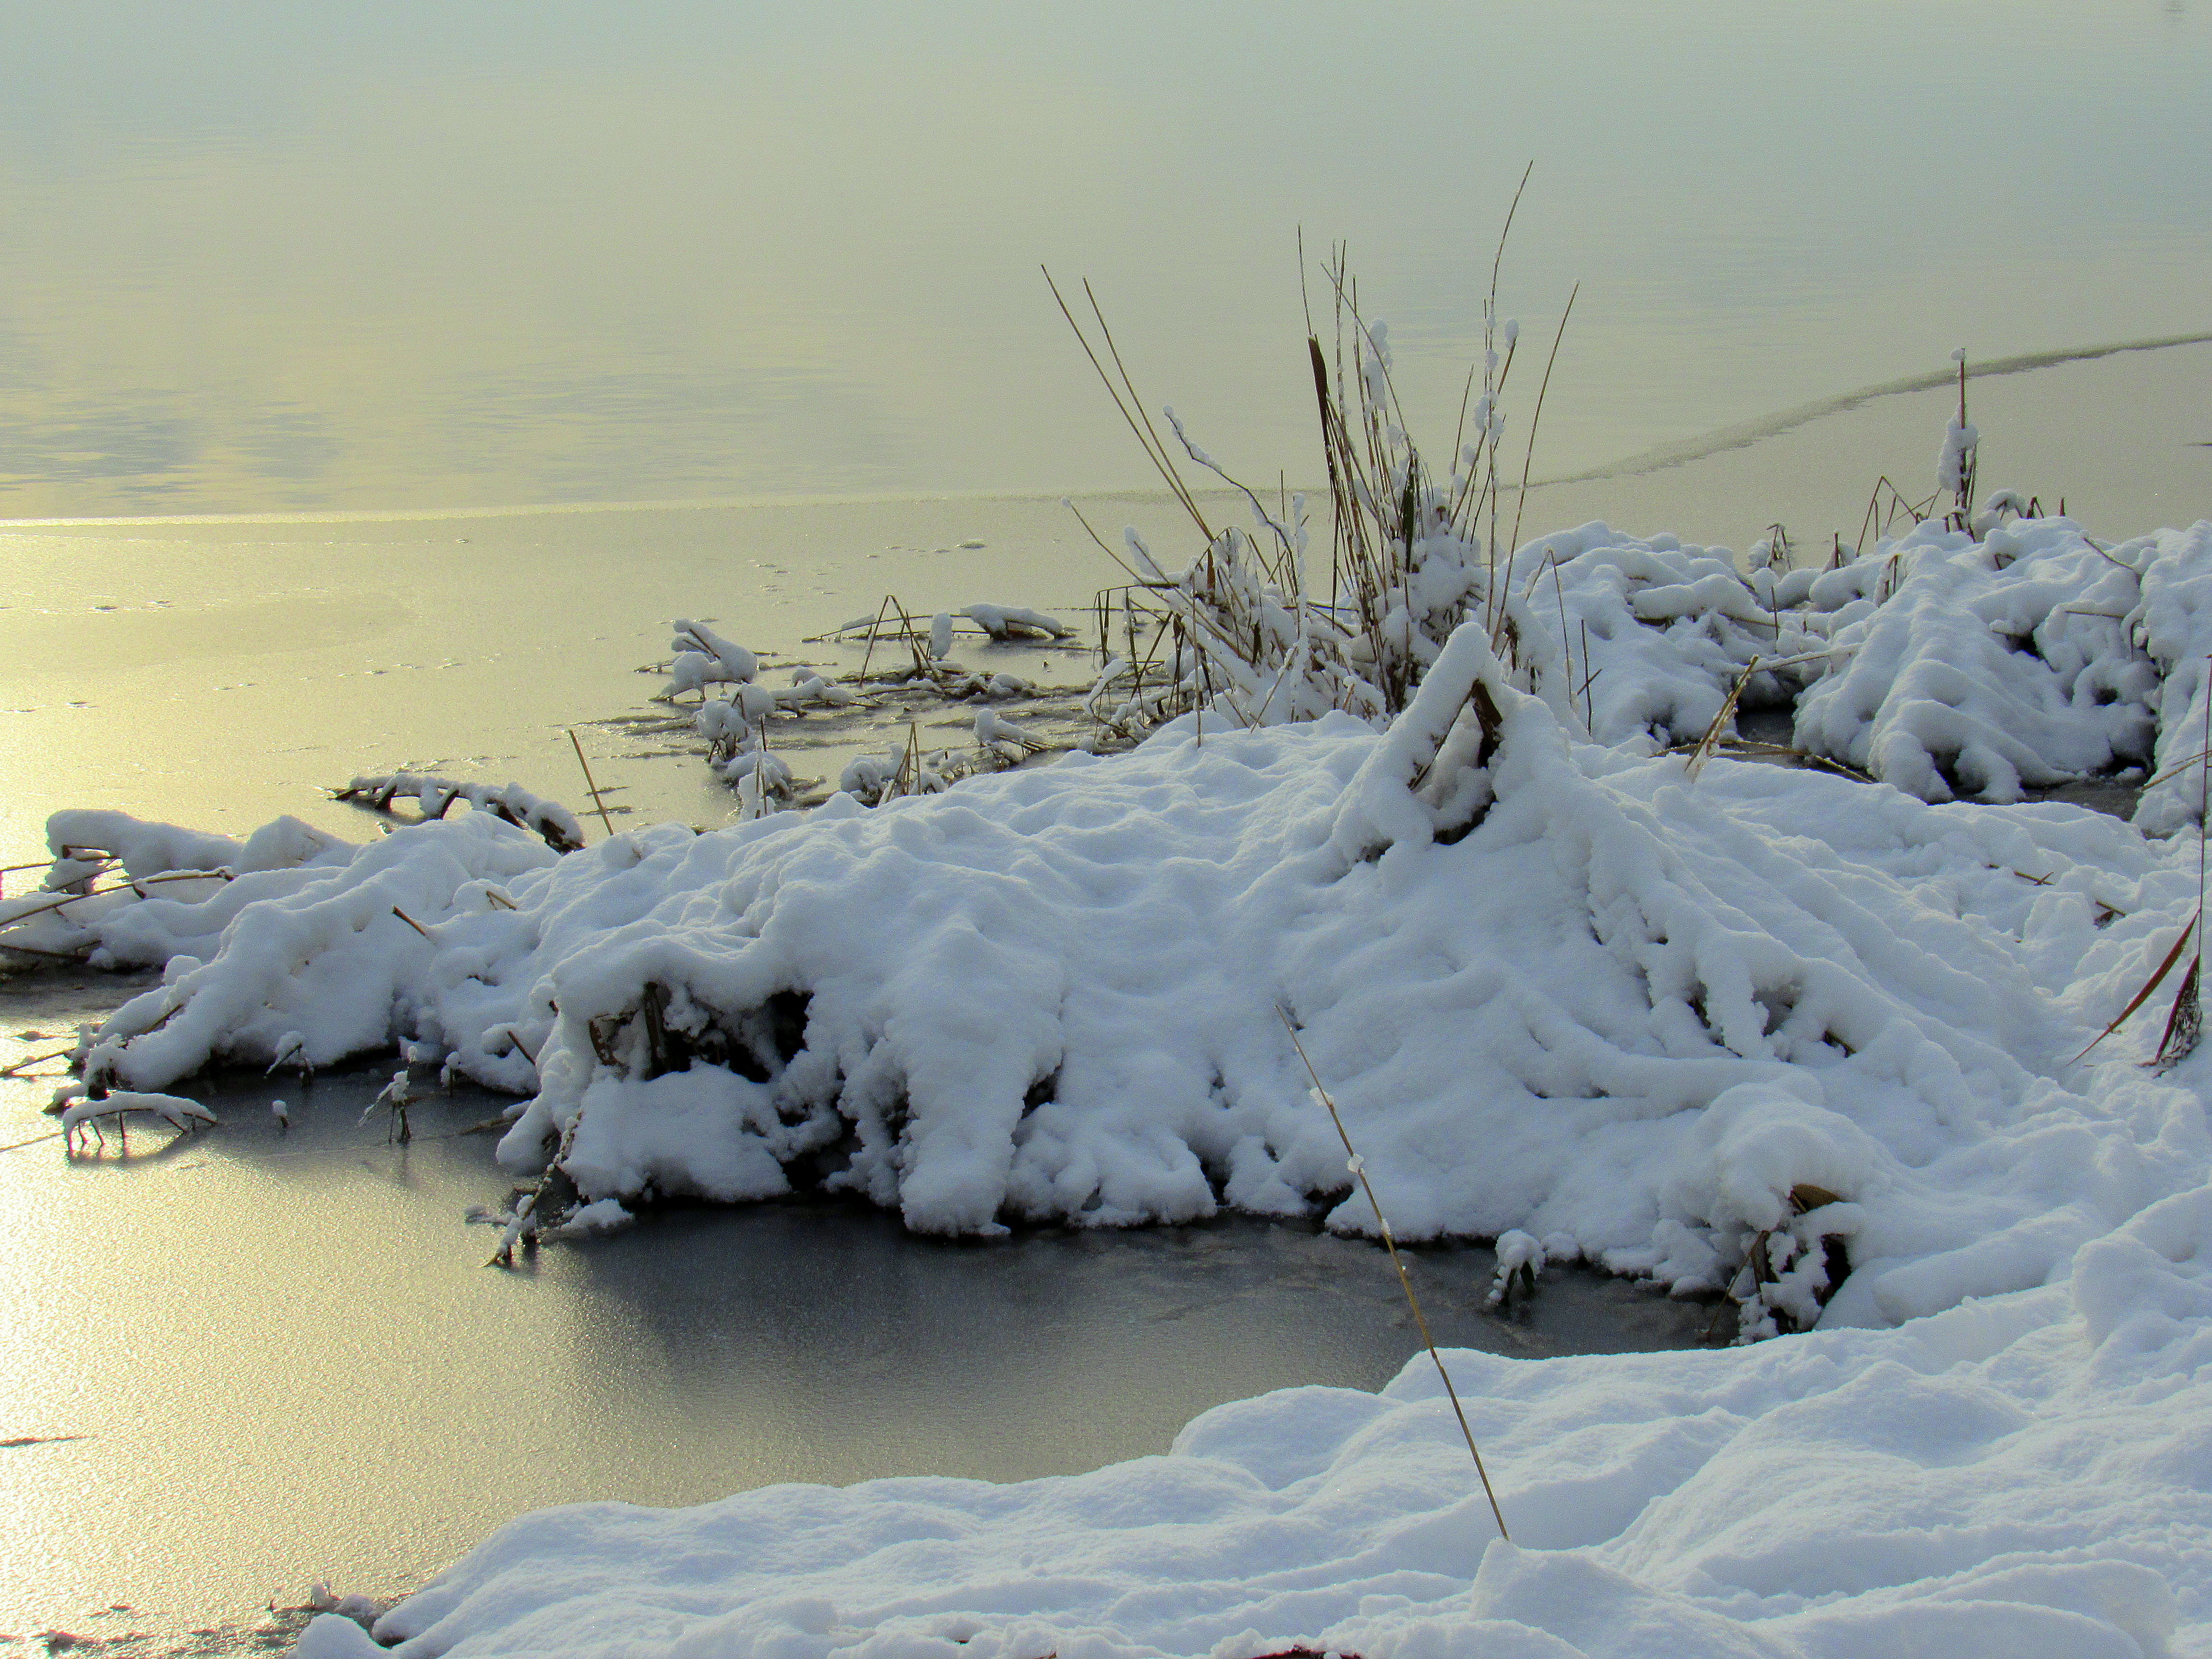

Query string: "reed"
[[1278, 1007, 1511, 1542], [567, 731, 619, 841], [1052, 218, 1576, 742], [2073, 658, 2212, 1068]]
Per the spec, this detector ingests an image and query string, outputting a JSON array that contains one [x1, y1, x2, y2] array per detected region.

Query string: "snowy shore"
[[8, 508, 2212, 1656], [290, 1256, 2205, 1659]]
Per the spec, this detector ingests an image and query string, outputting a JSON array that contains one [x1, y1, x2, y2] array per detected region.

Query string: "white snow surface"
[[1793, 518, 2181, 804], [1470, 515, 2212, 818]]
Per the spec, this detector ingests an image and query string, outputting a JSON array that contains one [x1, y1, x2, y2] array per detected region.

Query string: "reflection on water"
[[0, 970, 1708, 1637], [2, 1, 2208, 516], [4, 321, 2208, 875]]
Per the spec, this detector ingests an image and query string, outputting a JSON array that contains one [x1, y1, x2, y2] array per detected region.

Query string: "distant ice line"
[[1549, 329, 2212, 486]]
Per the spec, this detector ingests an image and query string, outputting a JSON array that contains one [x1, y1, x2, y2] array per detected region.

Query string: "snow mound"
[[1491, 522, 1823, 751], [2127, 521, 2212, 834], [0, 812, 359, 962], [1795, 517, 2161, 802], [51, 625, 2209, 1337]]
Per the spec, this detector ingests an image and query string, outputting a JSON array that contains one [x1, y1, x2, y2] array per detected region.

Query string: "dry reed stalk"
[[2145, 745, 2212, 791], [1043, 269, 1212, 541], [0, 1047, 74, 1077], [2074, 913, 2200, 1063], [2075, 660, 2212, 1068], [1857, 476, 1939, 551], [856, 593, 900, 679], [2162, 664, 2212, 1067], [2154, 958, 2202, 1068], [898, 721, 923, 797], [1060, 221, 1577, 743], [1686, 658, 1762, 780], [1277, 1008, 1511, 1543], [0, 888, 103, 926], [1550, 555, 1578, 724], [1452, 162, 1533, 478], [0, 938, 91, 962], [1507, 283, 1578, 563], [1950, 351, 1978, 524], [567, 730, 619, 841]]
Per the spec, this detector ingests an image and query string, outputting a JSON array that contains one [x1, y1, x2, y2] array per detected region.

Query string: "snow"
[[335, 775, 586, 853], [11, 507, 2212, 1659], [1938, 413, 1980, 497], [667, 619, 760, 696], [1107, 502, 2207, 822], [2127, 522, 2212, 834], [58, 1087, 217, 1148], [1794, 518, 2165, 803]]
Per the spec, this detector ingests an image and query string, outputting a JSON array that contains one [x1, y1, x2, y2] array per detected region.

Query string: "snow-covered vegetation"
[[654, 607, 1077, 814]]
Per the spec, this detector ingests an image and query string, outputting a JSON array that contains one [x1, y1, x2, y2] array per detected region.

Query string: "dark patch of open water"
[[0, 967, 1710, 1644]]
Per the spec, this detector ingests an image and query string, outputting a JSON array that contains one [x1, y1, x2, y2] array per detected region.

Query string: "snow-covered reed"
[[1050, 250, 2209, 831], [334, 773, 586, 853]]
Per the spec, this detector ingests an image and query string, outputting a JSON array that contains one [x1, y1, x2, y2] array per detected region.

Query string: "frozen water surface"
[[3, 3, 2208, 520]]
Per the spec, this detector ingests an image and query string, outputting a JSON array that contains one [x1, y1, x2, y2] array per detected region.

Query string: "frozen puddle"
[[0, 970, 1709, 1645]]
